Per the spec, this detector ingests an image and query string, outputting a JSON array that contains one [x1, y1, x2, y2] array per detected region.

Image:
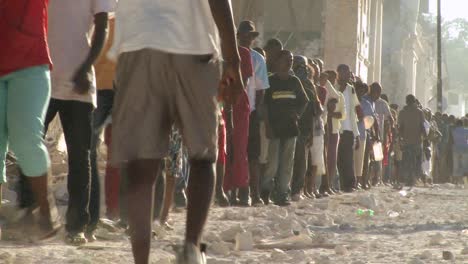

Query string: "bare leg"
[[185, 159, 215, 246], [160, 173, 176, 225], [215, 162, 229, 207], [26, 170, 60, 237], [127, 159, 160, 264]]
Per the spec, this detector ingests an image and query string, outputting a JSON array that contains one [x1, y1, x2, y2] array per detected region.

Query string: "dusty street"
[[1, 185, 468, 264]]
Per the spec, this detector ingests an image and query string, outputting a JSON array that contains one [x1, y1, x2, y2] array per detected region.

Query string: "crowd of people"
[[1, 1, 468, 264]]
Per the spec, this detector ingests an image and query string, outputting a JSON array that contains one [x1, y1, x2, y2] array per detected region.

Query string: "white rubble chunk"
[[220, 224, 244, 242], [235, 231, 254, 251]]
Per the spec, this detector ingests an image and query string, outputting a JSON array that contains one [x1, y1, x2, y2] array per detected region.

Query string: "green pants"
[[0, 65, 51, 183]]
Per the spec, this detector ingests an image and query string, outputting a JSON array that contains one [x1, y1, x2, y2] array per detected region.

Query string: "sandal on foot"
[[85, 230, 97, 242], [65, 232, 88, 246]]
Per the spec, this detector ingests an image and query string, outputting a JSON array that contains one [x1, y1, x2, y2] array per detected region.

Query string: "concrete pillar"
[[368, 0, 378, 83], [322, 0, 360, 72], [374, 0, 383, 83]]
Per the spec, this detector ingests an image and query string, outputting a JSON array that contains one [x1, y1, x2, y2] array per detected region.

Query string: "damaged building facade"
[[233, 0, 435, 107]]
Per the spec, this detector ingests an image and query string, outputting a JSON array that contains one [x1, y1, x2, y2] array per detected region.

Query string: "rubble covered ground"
[[1, 183, 468, 264]]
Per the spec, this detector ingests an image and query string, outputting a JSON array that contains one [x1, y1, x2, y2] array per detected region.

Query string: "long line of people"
[[1, 2, 468, 263]]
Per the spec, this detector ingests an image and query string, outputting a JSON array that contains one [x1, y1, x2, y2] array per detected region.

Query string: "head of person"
[[319, 72, 329, 87], [237, 21, 260, 48], [355, 81, 369, 98], [325, 70, 337, 85], [276, 50, 293, 74], [353, 75, 362, 85], [337, 64, 351, 85], [253, 47, 266, 58], [449, 115, 456, 124], [381, 94, 389, 103], [293, 55, 309, 80], [313, 58, 324, 73], [369, 82, 382, 102], [264, 38, 283, 69], [455, 119, 463, 127], [442, 113, 449, 121], [390, 103, 399, 112], [406, 94, 417, 106], [415, 99, 423, 109], [435, 111, 442, 120], [309, 62, 320, 84]]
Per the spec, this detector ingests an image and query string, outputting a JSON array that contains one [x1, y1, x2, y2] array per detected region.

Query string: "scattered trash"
[[387, 211, 400, 218], [399, 190, 408, 197], [356, 209, 374, 217]]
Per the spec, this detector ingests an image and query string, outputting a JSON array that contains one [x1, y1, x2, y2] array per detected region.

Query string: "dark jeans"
[[401, 144, 422, 186], [291, 135, 309, 195], [89, 90, 114, 230], [45, 99, 93, 233], [338, 130, 355, 190]]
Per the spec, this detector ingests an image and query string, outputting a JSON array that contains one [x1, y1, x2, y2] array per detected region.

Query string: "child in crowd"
[[261, 50, 309, 206]]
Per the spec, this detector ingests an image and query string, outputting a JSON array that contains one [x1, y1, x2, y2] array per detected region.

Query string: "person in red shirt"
[[0, 0, 59, 238], [223, 46, 253, 206]]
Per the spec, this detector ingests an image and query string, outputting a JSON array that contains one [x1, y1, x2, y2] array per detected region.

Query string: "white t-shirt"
[[247, 50, 270, 112], [340, 84, 360, 136], [108, 0, 223, 60], [48, 0, 116, 107]]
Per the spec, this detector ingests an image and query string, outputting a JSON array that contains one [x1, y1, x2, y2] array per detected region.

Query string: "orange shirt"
[[95, 18, 116, 90]]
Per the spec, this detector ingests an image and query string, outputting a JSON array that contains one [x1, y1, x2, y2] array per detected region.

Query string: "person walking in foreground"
[[109, 1, 243, 263], [46, 0, 114, 244], [0, 0, 59, 239], [398, 95, 425, 189]]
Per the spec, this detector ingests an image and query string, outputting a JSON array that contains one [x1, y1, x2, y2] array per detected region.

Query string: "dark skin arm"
[[208, 0, 244, 105], [73, 12, 109, 94]]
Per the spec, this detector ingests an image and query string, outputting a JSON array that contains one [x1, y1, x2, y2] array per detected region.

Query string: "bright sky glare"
[[429, 0, 468, 21]]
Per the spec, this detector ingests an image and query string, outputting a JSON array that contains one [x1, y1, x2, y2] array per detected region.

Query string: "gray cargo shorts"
[[111, 48, 221, 165]]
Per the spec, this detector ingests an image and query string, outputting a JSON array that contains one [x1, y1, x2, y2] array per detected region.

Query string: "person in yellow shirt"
[[91, 18, 119, 231]]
